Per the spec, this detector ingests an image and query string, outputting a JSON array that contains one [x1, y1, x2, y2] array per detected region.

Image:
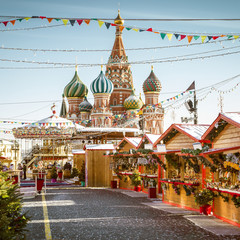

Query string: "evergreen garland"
[[172, 184, 180, 195], [182, 156, 200, 173], [163, 129, 178, 144], [208, 120, 228, 141], [165, 154, 181, 170], [152, 154, 167, 170], [183, 185, 191, 196], [218, 192, 229, 202], [232, 195, 240, 208]]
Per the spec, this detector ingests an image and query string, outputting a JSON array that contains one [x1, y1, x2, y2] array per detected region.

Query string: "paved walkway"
[[23, 188, 240, 240]]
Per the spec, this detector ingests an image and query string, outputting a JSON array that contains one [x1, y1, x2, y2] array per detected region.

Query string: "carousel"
[[12, 104, 77, 182]]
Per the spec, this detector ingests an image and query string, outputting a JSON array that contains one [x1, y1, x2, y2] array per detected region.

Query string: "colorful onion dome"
[[114, 10, 124, 25], [64, 66, 88, 98], [79, 96, 93, 112], [143, 66, 162, 93], [90, 67, 113, 94], [124, 90, 143, 110]]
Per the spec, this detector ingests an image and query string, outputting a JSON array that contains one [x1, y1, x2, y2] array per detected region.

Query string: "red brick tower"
[[105, 11, 134, 115]]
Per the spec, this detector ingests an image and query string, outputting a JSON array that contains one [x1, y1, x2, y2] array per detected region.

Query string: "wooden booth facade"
[[153, 124, 210, 211], [201, 112, 240, 227]]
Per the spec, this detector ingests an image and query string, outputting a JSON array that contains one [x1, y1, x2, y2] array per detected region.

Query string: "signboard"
[[144, 144, 153, 150], [157, 144, 166, 153], [137, 158, 148, 165]]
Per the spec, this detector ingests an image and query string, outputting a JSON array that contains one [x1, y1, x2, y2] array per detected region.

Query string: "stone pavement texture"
[[23, 188, 240, 240]]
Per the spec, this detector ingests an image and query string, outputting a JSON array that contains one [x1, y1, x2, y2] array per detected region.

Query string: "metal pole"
[[193, 89, 198, 124]]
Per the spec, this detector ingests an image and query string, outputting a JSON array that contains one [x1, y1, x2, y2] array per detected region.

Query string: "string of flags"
[[0, 16, 239, 43]]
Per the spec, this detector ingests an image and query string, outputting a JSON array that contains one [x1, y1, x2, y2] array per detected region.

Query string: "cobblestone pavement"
[[23, 188, 240, 240]]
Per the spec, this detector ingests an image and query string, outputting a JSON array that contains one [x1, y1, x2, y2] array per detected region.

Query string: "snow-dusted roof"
[[176, 124, 209, 140], [78, 127, 140, 133], [145, 134, 161, 144], [85, 144, 115, 150], [72, 149, 85, 155], [223, 112, 240, 125], [23, 114, 75, 129], [0, 139, 13, 145], [125, 137, 142, 147]]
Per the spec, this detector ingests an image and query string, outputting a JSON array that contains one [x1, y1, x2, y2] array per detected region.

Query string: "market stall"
[[201, 112, 240, 226]]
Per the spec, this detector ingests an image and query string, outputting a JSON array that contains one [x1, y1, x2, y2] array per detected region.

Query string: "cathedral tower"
[[142, 66, 164, 134], [105, 11, 134, 115]]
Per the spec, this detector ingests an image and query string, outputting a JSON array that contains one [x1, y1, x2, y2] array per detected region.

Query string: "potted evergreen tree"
[[130, 172, 142, 192], [50, 166, 58, 183], [194, 189, 215, 215]]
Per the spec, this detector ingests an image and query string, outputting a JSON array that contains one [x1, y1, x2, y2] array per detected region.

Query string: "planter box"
[[199, 204, 212, 215], [37, 179, 44, 192], [134, 186, 141, 192], [111, 180, 117, 189], [148, 187, 157, 198]]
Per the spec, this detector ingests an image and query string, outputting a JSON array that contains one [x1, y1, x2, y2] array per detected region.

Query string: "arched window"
[[123, 84, 127, 88], [113, 99, 117, 106], [114, 84, 118, 88]]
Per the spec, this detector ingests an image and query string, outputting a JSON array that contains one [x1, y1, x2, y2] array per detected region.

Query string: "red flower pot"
[[134, 186, 141, 192], [148, 187, 157, 198], [111, 180, 117, 189], [199, 204, 212, 215], [12, 175, 18, 184], [37, 179, 44, 192], [58, 172, 63, 179]]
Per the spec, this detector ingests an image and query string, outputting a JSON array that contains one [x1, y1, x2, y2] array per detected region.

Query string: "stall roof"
[[84, 144, 115, 150], [78, 127, 140, 133], [200, 146, 240, 155], [72, 149, 85, 155], [202, 112, 240, 140], [145, 134, 161, 145], [154, 124, 209, 146], [118, 137, 142, 149]]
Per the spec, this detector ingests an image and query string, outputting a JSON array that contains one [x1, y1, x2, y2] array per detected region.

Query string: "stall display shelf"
[[207, 187, 240, 196]]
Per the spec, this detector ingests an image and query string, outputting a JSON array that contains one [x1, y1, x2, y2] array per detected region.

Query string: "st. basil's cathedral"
[[60, 11, 164, 135]]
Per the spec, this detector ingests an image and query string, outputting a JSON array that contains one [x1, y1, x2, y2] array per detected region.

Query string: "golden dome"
[[114, 10, 124, 25]]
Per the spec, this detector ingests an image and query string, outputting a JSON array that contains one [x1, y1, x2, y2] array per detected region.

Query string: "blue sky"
[[0, 0, 240, 137]]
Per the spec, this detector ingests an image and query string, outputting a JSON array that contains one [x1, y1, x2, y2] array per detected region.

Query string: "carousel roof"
[[12, 105, 76, 139]]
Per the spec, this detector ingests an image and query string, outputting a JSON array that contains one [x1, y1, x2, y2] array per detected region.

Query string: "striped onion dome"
[[79, 96, 93, 112], [143, 66, 162, 93], [124, 90, 143, 110], [64, 67, 88, 98], [90, 68, 113, 94]]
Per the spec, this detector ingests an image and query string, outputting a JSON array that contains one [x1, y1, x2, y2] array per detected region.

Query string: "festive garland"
[[172, 184, 180, 195], [218, 192, 229, 202], [165, 154, 181, 169], [207, 120, 228, 141], [182, 156, 200, 173], [152, 154, 167, 170], [163, 129, 178, 144], [183, 185, 196, 196], [232, 195, 240, 208]]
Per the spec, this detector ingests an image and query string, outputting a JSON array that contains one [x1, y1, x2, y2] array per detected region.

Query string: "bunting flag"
[[62, 19, 69, 25], [0, 16, 239, 44], [84, 19, 90, 25], [98, 20, 104, 27], [167, 33, 173, 41]]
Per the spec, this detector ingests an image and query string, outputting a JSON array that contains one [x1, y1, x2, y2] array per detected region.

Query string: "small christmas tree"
[[0, 171, 30, 239], [70, 168, 79, 178], [78, 161, 85, 182], [50, 166, 58, 180]]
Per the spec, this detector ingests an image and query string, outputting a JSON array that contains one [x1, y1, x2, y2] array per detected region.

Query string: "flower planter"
[[37, 179, 44, 193], [134, 186, 141, 192], [148, 187, 157, 198], [199, 204, 212, 215], [111, 180, 117, 189], [12, 175, 18, 184], [51, 178, 57, 183], [58, 172, 63, 179]]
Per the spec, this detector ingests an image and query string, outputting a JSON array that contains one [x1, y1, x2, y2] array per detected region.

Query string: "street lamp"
[[11, 140, 19, 170]]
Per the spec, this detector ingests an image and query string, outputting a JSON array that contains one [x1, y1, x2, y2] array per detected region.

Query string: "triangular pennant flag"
[[220, 35, 226, 37], [111, 23, 117, 26], [139, 29, 145, 32], [105, 22, 110, 29], [201, 36, 207, 43], [84, 19, 90, 25], [153, 31, 159, 34], [194, 35, 200, 40], [54, 19, 61, 21], [212, 36, 219, 40], [10, 20, 16, 25], [62, 19, 69, 25], [207, 36, 212, 41], [227, 35, 233, 39], [98, 20, 104, 27], [47, 18, 53, 23], [174, 34, 180, 39], [146, 28, 153, 32], [24, 17, 31, 21], [187, 36, 193, 43], [2, 21, 8, 26], [69, 20, 75, 26], [132, 28, 139, 32], [160, 33, 166, 39], [126, 27, 132, 31], [40, 16, 46, 19], [234, 35, 239, 39], [18, 19, 23, 22], [167, 33, 173, 41], [77, 19, 83, 25], [119, 26, 125, 31], [180, 35, 186, 41]]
